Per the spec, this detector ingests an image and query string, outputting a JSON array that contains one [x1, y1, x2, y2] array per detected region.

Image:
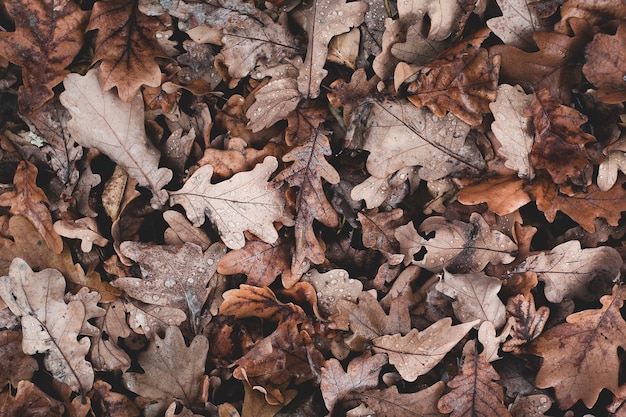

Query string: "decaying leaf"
[[372, 317, 478, 382], [0, 258, 93, 393], [361, 383, 446, 417], [1, 380, 65, 417], [90, 300, 132, 372], [220, 284, 307, 323], [437, 340, 511, 417], [53, 218, 108, 252], [486, 0, 551, 49], [0, 330, 38, 386], [514, 240, 622, 303], [171, 156, 291, 250], [60, 67, 173, 208], [0, 0, 88, 113], [301, 269, 363, 316], [502, 293, 549, 354], [583, 22, 626, 104], [123, 326, 209, 417], [529, 286, 626, 409], [89, 380, 140, 417]]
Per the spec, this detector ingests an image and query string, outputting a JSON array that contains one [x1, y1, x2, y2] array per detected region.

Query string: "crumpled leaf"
[[123, 326, 209, 417], [437, 340, 511, 417], [372, 317, 478, 382], [220, 284, 308, 323], [529, 286, 626, 409], [88, 380, 140, 417], [396, 213, 517, 272], [351, 98, 484, 180], [361, 383, 446, 417], [111, 242, 227, 332], [502, 293, 549, 354], [0, 0, 88, 113], [583, 22, 626, 104], [436, 270, 507, 329], [60, 67, 173, 209], [1, 380, 65, 417], [171, 156, 291, 250], [292, 0, 368, 98], [53, 218, 108, 253], [0, 160, 63, 253], [489, 84, 535, 179], [350, 168, 417, 211], [405, 29, 500, 126], [486, 0, 551, 49], [0, 330, 38, 386], [513, 240, 622, 303], [271, 129, 339, 273], [87, 0, 170, 102], [0, 258, 93, 393], [320, 352, 388, 415]]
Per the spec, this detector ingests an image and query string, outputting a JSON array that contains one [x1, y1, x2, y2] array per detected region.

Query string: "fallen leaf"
[[502, 293, 549, 354], [598, 150, 626, 191], [320, 352, 388, 415], [486, 0, 551, 49], [0, 258, 93, 393], [327, 28, 361, 69], [357, 208, 405, 265], [241, 380, 297, 417], [583, 22, 626, 103], [171, 156, 291, 250], [90, 300, 132, 372], [123, 326, 209, 417], [0, 329, 38, 386], [1, 380, 65, 417], [437, 340, 511, 417], [302, 269, 363, 316], [350, 168, 417, 211], [220, 284, 308, 323], [163, 210, 212, 250], [87, 0, 170, 102], [89, 380, 140, 417], [53, 218, 108, 253], [361, 383, 446, 417], [436, 270, 507, 329], [0, 0, 88, 113], [456, 176, 531, 216], [0, 161, 63, 253], [508, 394, 553, 417], [529, 286, 626, 409], [123, 300, 186, 338], [60, 67, 173, 209], [372, 317, 478, 382]]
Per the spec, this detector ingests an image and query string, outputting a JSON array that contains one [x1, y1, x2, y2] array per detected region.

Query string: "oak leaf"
[[0, 160, 63, 253], [89, 380, 140, 417], [292, 0, 368, 98], [598, 151, 626, 191], [529, 286, 626, 409], [89, 300, 131, 372], [0, 0, 88, 113], [372, 317, 478, 382], [513, 240, 622, 303], [361, 383, 446, 417], [529, 89, 596, 184], [246, 72, 302, 133], [436, 270, 507, 329], [320, 352, 388, 415], [486, 0, 551, 49], [350, 168, 418, 212], [502, 293, 549, 354], [508, 394, 552, 417], [583, 22, 626, 104], [123, 326, 209, 417], [163, 210, 212, 250], [352, 99, 484, 180], [1, 380, 65, 417], [405, 29, 500, 126], [123, 300, 186, 338], [271, 130, 339, 273], [220, 284, 308, 323], [357, 208, 405, 265], [87, 0, 170, 102], [456, 176, 531, 216], [302, 269, 363, 316], [489, 84, 535, 179], [0, 330, 38, 386], [53, 218, 108, 253], [328, 68, 380, 128], [396, 213, 517, 272], [0, 258, 93, 393], [437, 340, 511, 417], [111, 242, 227, 332], [60, 67, 173, 209], [171, 156, 291, 250]]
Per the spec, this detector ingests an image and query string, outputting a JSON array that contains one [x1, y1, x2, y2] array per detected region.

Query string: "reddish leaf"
[[583, 22, 626, 104], [220, 284, 308, 324]]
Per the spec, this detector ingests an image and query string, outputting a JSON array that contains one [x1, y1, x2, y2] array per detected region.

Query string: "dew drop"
[[188, 278, 194, 284], [164, 279, 176, 288], [206, 259, 214, 266], [197, 267, 206, 273], [330, 279, 338, 285], [152, 294, 160, 301]]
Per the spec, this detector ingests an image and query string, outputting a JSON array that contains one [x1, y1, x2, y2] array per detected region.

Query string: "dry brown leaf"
[[170, 156, 291, 250], [598, 151, 626, 191], [436, 270, 507, 329], [508, 394, 552, 417], [327, 28, 361, 69], [502, 293, 549, 354], [373, 317, 478, 382], [529, 286, 626, 409], [489, 84, 535, 179], [88, 380, 140, 417], [513, 240, 622, 303], [90, 300, 131, 372], [53, 218, 108, 253], [220, 284, 308, 323], [292, 0, 368, 98], [123, 326, 209, 417], [583, 21, 626, 104], [320, 352, 388, 415], [123, 301, 186, 338], [360, 383, 446, 417], [111, 242, 226, 332], [486, 0, 551, 49], [351, 99, 483, 180], [350, 168, 417, 211], [328, 68, 380, 129], [357, 208, 405, 265], [241, 380, 297, 417], [0, 329, 38, 386], [0, 161, 63, 254], [0, 0, 88, 113], [60, 67, 173, 209], [88, 0, 170, 102], [437, 340, 511, 417], [456, 176, 531, 216], [0, 258, 93, 393], [163, 210, 212, 250], [1, 380, 65, 417], [301, 269, 363, 316]]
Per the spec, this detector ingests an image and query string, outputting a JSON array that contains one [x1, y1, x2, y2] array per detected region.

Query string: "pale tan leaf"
[[301, 268, 363, 316], [163, 210, 212, 250], [90, 300, 132, 372], [351, 167, 416, 210], [123, 326, 209, 416], [361, 383, 446, 417], [60, 67, 173, 208], [0, 258, 93, 392], [246, 75, 301, 133], [372, 318, 478, 382], [514, 240, 622, 303], [598, 151, 626, 191], [436, 270, 507, 329], [489, 84, 535, 179], [124, 301, 186, 338], [170, 156, 291, 250], [327, 27, 360, 69], [477, 320, 511, 362], [53, 218, 108, 252], [487, 0, 551, 49]]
